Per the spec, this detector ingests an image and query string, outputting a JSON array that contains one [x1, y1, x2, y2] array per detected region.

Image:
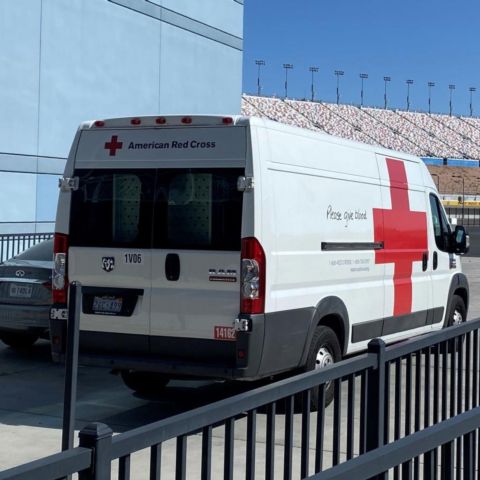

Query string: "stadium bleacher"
[[241, 94, 480, 197]]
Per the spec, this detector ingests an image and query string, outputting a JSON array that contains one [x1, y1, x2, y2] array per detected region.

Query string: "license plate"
[[92, 296, 123, 314], [9, 284, 33, 298]]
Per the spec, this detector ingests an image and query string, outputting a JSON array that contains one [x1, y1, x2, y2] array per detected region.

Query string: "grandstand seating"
[[242, 94, 480, 162]]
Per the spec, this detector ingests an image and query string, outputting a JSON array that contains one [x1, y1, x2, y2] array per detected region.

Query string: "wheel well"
[[454, 287, 469, 311], [317, 315, 346, 354]]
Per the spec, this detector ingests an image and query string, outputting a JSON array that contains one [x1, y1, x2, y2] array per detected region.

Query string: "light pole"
[[360, 73, 368, 107], [334, 70, 344, 104], [283, 63, 293, 98], [469, 87, 476, 117], [406, 79, 414, 111], [452, 174, 465, 222], [449, 84, 456, 116], [255, 60, 265, 96], [309, 66, 319, 101], [427, 82, 435, 114], [431, 173, 440, 192], [383, 76, 391, 109]]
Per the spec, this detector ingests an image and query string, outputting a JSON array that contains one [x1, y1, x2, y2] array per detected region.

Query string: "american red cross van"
[[50, 115, 469, 406]]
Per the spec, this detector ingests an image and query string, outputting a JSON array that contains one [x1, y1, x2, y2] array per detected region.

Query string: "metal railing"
[[2, 284, 480, 478], [0, 232, 54, 263], [446, 206, 480, 227]]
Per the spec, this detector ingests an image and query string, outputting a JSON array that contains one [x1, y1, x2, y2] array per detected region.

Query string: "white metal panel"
[[74, 127, 247, 167], [150, 251, 240, 339], [69, 247, 152, 335]]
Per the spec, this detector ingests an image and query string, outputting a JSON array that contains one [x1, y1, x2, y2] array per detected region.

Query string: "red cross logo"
[[104, 135, 123, 156], [373, 158, 428, 316]]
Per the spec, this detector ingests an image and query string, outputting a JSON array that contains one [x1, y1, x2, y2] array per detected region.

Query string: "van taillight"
[[53, 233, 69, 303], [240, 237, 266, 314]]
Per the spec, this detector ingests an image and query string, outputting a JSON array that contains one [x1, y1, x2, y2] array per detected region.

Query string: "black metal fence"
[[446, 206, 480, 227], [2, 296, 480, 478], [0, 232, 54, 263]]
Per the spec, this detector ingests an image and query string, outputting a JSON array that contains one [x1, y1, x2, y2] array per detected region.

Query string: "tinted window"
[[429, 194, 450, 251], [70, 168, 243, 251], [16, 239, 54, 261], [70, 170, 154, 248], [152, 169, 243, 251]]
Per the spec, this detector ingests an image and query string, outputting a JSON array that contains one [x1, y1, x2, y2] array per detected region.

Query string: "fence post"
[[62, 281, 82, 452], [79, 423, 113, 480], [366, 338, 387, 479]]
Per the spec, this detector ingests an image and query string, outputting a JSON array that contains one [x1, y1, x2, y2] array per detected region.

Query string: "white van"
[[50, 115, 469, 404]]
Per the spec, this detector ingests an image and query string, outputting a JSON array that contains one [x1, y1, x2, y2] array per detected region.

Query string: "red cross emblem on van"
[[373, 158, 428, 316], [105, 135, 123, 156]]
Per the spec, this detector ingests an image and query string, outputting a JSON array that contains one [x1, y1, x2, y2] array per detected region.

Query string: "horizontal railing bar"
[[384, 317, 480, 361], [306, 405, 480, 480], [0, 447, 91, 480], [111, 353, 375, 459]]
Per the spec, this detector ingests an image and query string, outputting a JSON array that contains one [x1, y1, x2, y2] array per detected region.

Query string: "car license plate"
[[92, 296, 123, 314], [9, 284, 33, 298]]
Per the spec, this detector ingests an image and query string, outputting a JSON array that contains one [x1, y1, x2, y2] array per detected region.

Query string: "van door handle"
[[165, 253, 180, 281], [433, 251, 438, 270], [422, 251, 428, 271]]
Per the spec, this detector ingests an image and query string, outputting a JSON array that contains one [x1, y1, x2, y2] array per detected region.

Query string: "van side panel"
[[258, 124, 385, 366]]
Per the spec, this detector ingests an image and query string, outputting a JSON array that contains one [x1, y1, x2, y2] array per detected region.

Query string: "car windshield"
[[14, 239, 54, 261]]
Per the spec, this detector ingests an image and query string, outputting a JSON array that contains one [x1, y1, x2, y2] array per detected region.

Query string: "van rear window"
[[69, 169, 243, 251]]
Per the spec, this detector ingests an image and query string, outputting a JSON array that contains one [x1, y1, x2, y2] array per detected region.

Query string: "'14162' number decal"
[[124, 253, 143, 264]]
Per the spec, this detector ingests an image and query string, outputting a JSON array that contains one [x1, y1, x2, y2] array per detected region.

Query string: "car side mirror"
[[450, 226, 469, 255]]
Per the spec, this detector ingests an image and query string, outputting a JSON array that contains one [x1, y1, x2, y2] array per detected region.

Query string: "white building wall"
[[0, 0, 243, 235]]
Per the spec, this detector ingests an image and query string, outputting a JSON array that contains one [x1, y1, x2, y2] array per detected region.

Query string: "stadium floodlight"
[[359, 73, 368, 107], [334, 70, 344, 104], [283, 63, 294, 98], [449, 84, 456, 116], [406, 80, 414, 112], [255, 60, 265, 96], [469, 87, 476, 117], [383, 76, 391, 109], [428, 82, 435, 113], [309, 66, 319, 101]]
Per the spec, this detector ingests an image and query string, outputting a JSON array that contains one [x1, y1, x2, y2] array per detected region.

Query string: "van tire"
[[445, 295, 466, 328], [305, 325, 342, 410], [0, 332, 39, 350], [120, 370, 170, 395]]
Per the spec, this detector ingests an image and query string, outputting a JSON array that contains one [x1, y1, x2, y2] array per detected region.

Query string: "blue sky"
[[242, 0, 479, 116]]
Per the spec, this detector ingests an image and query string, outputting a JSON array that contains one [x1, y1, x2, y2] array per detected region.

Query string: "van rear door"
[[69, 120, 247, 360], [69, 169, 155, 355], [149, 168, 243, 360]]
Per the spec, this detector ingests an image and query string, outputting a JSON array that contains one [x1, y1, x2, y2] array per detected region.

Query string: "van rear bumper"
[[49, 308, 315, 380]]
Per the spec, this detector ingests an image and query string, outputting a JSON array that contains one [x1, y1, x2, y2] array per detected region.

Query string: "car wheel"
[[0, 332, 39, 350], [305, 325, 342, 410], [120, 370, 170, 395], [445, 295, 466, 328]]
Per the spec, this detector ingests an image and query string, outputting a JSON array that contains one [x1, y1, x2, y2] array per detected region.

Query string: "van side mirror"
[[450, 226, 469, 255]]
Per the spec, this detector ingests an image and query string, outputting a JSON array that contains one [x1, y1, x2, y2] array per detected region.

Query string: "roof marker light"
[[94, 120, 105, 127], [131, 118, 141, 125], [181, 117, 192, 124], [156, 117, 167, 125], [222, 117, 233, 125]]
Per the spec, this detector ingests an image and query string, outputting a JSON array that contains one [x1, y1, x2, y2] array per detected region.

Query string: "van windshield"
[[69, 168, 243, 251]]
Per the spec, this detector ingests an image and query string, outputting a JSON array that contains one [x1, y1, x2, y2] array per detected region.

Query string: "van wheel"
[[305, 326, 342, 410], [445, 295, 466, 328], [0, 332, 39, 350], [120, 370, 170, 395]]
